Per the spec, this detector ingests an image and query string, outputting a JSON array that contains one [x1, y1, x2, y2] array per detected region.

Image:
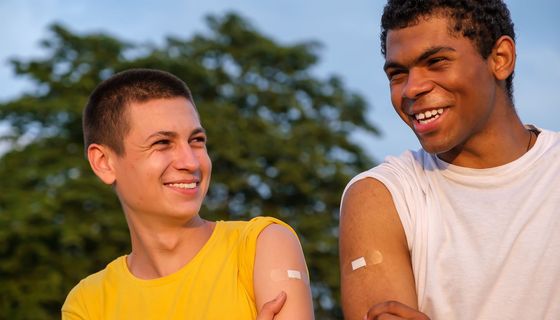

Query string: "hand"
[[256, 291, 287, 320], [364, 301, 430, 320]]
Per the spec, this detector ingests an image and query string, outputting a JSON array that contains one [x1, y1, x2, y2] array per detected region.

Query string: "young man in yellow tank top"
[[62, 68, 314, 319]]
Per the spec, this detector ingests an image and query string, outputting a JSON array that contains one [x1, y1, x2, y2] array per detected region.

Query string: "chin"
[[420, 141, 451, 155]]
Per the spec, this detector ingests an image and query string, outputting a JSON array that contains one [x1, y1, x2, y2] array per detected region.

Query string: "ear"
[[87, 143, 117, 185], [490, 35, 516, 81]]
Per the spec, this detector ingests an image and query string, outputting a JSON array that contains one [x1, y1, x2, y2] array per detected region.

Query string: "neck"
[[125, 214, 215, 279], [438, 110, 531, 169]]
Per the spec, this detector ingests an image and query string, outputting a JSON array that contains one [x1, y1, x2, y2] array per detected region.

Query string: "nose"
[[401, 68, 433, 100], [173, 142, 200, 172]]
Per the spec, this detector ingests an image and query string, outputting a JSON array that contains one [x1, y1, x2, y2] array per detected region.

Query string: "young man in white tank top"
[[339, 1, 560, 319]]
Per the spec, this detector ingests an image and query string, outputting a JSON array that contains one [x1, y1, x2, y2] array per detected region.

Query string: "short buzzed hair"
[[83, 68, 195, 155]]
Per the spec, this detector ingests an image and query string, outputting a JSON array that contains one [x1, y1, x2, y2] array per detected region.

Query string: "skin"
[[383, 15, 528, 169], [88, 97, 313, 319], [340, 178, 419, 320], [257, 291, 288, 320], [88, 97, 213, 278], [254, 224, 315, 319], [340, 14, 527, 319]]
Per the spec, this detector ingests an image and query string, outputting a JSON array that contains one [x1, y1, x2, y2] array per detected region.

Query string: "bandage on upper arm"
[[344, 249, 384, 275], [270, 268, 310, 285]]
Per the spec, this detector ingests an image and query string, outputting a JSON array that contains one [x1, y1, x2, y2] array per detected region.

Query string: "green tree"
[[0, 13, 377, 319]]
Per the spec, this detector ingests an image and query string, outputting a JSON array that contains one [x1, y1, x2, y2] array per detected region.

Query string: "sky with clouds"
[[1, 0, 559, 161]]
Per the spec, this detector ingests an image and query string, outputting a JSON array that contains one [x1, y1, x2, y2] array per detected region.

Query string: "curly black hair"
[[380, 0, 516, 100]]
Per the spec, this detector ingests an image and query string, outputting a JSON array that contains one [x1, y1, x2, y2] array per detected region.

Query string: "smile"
[[166, 182, 197, 189], [414, 108, 443, 124]]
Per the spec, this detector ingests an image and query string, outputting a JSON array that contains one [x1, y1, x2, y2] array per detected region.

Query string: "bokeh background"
[[1, 0, 558, 318]]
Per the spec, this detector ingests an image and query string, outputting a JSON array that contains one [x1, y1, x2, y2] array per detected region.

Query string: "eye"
[[153, 139, 171, 146], [190, 135, 207, 146], [428, 57, 447, 66], [387, 69, 406, 83]]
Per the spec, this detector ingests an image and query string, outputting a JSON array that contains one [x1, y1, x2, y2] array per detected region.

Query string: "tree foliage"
[[0, 13, 377, 319]]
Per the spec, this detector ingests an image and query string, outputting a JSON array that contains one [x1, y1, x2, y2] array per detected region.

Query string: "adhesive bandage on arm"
[[351, 257, 367, 271], [287, 269, 302, 279], [270, 268, 310, 284], [345, 250, 384, 274]]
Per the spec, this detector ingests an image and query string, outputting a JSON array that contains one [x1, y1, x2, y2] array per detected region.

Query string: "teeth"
[[419, 114, 440, 124], [168, 183, 197, 189], [415, 108, 444, 121]]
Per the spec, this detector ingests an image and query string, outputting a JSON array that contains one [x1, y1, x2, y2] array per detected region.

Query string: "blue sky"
[[1, 0, 559, 160]]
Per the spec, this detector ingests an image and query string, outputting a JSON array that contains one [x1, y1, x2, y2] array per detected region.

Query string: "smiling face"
[[108, 97, 212, 224], [384, 15, 502, 157]]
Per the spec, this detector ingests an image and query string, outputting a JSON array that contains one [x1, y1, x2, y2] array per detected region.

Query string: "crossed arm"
[[339, 178, 429, 320], [254, 224, 315, 319]]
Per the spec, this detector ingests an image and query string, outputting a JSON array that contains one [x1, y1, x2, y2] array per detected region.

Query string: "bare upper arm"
[[254, 224, 314, 320], [339, 178, 417, 320]]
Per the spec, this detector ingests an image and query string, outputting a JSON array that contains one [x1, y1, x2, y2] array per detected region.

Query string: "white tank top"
[[343, 128, 560, 319]]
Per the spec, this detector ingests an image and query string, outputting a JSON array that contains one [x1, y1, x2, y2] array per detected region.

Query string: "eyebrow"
[[383, 46, 456, 72], [145, 127, 206, 142]]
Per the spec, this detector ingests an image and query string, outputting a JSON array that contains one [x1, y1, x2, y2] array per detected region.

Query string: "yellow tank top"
[[62, 217, 292, 320]]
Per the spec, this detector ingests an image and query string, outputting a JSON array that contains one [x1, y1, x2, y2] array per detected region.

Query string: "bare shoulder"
[[339, 178, 417, 320], [257, 223, 299, 246], [254, 223, 314, 320], [340, 178, 401, 240], [342, 177, 392, 211]]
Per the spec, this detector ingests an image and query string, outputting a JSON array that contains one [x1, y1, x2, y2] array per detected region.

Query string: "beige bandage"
[[270, 269, 309, 284], [345, 250, 384, 274], [370, 250, 383, 265]]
